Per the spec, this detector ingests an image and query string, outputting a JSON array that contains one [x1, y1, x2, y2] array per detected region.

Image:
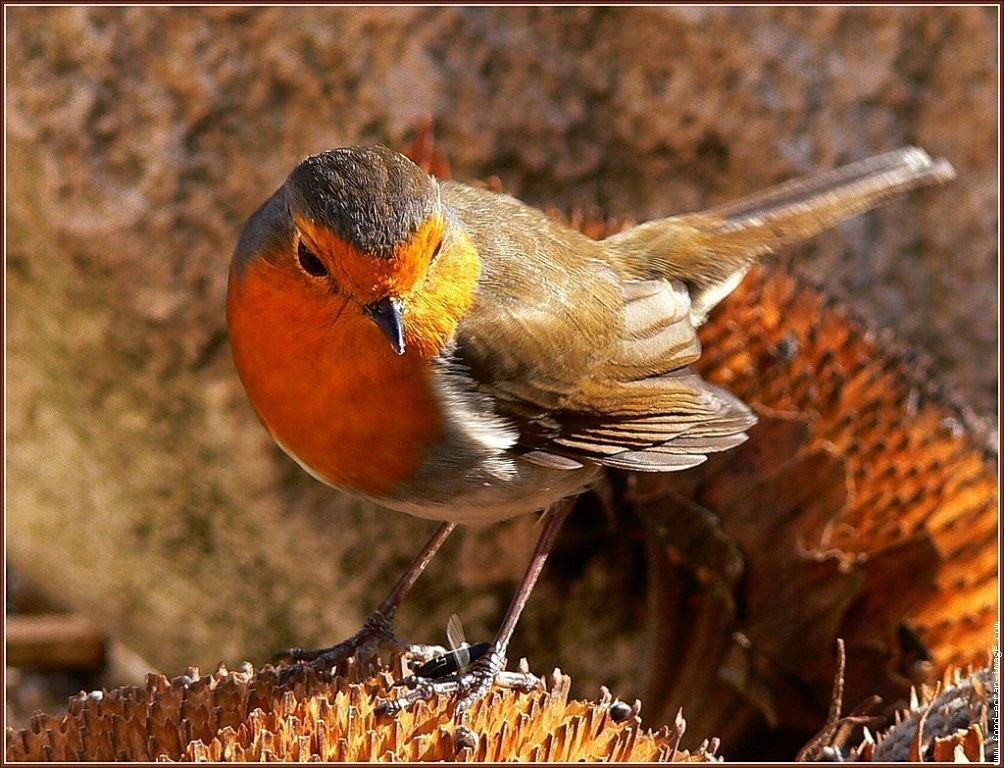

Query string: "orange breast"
[[227, 261, 444, 496]]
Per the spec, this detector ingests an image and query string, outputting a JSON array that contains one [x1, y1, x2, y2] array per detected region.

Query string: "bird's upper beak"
[[364, 297, 406, 355]]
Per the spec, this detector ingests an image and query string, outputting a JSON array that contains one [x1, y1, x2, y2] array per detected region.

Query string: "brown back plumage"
[[443, 148, 954, 473]]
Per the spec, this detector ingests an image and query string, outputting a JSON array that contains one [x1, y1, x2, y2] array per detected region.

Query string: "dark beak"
[[364, 297, 406, 355]]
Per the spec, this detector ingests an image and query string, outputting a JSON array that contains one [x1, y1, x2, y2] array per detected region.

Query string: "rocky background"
[[6, 4, 997, 754]]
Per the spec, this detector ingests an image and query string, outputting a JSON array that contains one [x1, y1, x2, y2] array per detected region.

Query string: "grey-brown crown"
[[285, 145, 438, 259]]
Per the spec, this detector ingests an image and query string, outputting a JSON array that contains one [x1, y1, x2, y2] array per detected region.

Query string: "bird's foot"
[[374, 644, 542, 717], [277, 610, 444, 684]]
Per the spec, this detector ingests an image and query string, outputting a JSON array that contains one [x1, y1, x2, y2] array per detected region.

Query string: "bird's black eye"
[[297, 239, 328, 278]]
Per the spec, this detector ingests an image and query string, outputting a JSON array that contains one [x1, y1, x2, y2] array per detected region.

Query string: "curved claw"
[[275, 610, 406, 681], [454, 648, 505, 716], [277, 659, 333, 687], [280, 646, 331, 664]]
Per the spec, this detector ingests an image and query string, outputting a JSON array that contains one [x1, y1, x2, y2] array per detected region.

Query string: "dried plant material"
[[796, 639, 848, 761], [629, 267, 997, 752], [543, 205, 634, 241], [4, 663, 719, 762], [403, 115, 452, 180], [848, 664, 997, 762], [693, 265, 997, 674]]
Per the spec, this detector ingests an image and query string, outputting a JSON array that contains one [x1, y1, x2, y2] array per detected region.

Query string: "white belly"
[[367, 457, 600, 526]]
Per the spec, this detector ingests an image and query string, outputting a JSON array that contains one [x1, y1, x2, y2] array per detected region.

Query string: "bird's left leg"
[[375, 496, 575, 716], [281, 520, 457, 676]]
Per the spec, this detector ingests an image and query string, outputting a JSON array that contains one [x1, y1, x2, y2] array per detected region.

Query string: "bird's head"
[[229, 145, 479, 358]]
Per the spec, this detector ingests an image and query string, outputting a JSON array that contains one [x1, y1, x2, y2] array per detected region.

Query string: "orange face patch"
[[292, 212, 482, 359], [294, 213, 446, 306]]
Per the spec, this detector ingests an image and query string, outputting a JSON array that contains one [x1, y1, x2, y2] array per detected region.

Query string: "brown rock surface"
[[6, 5, 997, 759]]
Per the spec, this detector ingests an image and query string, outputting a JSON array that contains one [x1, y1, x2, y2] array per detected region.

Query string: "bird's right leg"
[[280, 520, 457, 674]]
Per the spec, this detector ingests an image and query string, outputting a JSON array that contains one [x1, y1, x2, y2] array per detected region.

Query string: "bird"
[[226, 143, 954, 715]]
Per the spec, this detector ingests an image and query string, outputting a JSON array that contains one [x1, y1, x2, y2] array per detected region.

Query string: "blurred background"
[[5, 4, 997, 754]]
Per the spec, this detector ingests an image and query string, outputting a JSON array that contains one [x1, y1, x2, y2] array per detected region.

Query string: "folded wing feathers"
[[602, 451, 710, 471], [608, 279, 701, 372], [547, 383, 755, 471], [530, 278, 756, 472], [520, 450, 585, 470]]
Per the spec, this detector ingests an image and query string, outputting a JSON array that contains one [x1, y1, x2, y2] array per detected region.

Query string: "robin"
[[226, 144, 953, 715]]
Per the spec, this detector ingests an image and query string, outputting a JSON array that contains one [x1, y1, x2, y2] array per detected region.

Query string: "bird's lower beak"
[[364, 297, 406, 355]]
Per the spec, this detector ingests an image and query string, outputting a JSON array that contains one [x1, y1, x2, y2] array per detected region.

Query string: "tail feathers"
[[607, 147, 956, 323], [709, 146, 956, 227]]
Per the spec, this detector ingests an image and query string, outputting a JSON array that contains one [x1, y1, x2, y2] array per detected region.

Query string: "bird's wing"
[[443, 182, 754, 472]]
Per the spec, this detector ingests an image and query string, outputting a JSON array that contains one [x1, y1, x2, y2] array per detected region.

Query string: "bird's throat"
[[227, 262, 450, 496]]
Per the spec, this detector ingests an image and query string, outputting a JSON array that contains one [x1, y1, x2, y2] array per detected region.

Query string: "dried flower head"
[[849, 663, 997, 762], [5, 662, 720, 762]]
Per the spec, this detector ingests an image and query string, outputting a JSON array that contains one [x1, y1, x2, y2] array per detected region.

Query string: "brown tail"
[[607, 147, 956, 322]]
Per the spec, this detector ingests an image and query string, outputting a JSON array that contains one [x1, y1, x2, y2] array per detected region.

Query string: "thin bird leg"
[[283, 521, 457, 671], [376, 497, 576, 716]]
